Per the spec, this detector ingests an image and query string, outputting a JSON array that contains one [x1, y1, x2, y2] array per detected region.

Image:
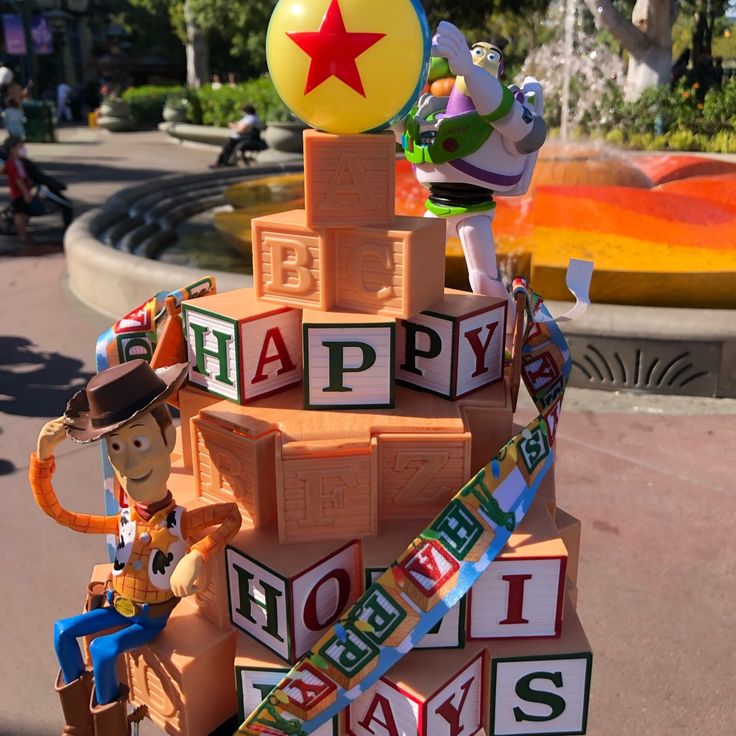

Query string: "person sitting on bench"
[[210, 103, 264, 168]]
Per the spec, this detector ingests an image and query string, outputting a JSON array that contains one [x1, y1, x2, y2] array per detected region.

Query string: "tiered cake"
[[107, 130, 591, 736]]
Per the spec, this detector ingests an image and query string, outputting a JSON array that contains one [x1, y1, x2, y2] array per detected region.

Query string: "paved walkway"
[[0, 127, 734, 735]]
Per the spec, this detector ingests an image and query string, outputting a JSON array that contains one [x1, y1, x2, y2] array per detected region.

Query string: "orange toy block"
[[235, 634, 341, 735], [226, 526, 362, 664], [555, 507, 581, 585], [468, 501, 568, 640], [178, 385, 220, 470], [347, 641, 488, 736], [191, 410, 278, 527], [252, 209, 331, 310], [278, 442, 376, 543], [125, 599, 237, 736], [456, 378, 512, 476], [302, 309, 396, 409], [304, 129, 395, 228], [397, 290, 507, 399], [182, 288, 302, 404], [363, 520, 467, 650], [488, 599, 592, 736], [376, 432, 471, 521], [329, 216, 446, 318]]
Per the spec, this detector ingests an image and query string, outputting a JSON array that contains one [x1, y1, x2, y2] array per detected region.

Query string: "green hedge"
[[122, 85, 185, 129], [597, 78, 736, 153]]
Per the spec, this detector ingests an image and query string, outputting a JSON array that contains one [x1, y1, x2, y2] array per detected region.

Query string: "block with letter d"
[[303, 309, 395, 409], [182, 288, 301, 405], [226, 528, 362, 664], [397, 290, 507, 400]]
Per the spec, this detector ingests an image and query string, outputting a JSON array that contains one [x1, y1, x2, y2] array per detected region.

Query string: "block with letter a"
[[226, 527, 362, 664], [183, 288, 301, 404], [468, 503, 567, 639], [397, 290, 507, 400]]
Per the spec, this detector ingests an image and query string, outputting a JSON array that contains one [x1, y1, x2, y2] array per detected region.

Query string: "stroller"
[[0, 151, 74, 234]]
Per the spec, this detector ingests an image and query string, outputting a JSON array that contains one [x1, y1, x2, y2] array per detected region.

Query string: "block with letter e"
[[226, 527, 362, 664], [304, 129, 396, 228], [468, 502, 567, 640], [235, 634, 341, 735], [183, 288, 301, 404], [488, 600, 592, 735], [397, 290, 507, 400], [303, 310, 395, 409], [329, 216, 446, 318]]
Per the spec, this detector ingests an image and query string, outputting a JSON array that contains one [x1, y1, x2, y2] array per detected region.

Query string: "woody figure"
[[29, 359, 242, 736]]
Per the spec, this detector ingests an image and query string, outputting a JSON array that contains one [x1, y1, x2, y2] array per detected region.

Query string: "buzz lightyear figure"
[[400, 21, 546, 311]]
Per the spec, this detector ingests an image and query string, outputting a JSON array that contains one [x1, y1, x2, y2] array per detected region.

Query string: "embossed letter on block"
[[226, 532, 362, 663], [278, 445, 376, 543], [183, 288, 301, 404], [303, 310, 395, 409], [304, 129, 395, 228], [252, 209, 331, 310], [397, 290, 507, 400], [329, 216, 446, 319]]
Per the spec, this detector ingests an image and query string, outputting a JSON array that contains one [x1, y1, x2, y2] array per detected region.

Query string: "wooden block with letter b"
[[304, 129, 396, 228], [397, 290, 507, 400]]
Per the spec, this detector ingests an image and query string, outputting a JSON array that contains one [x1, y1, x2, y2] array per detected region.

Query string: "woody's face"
[[105, 412, 175, 504]]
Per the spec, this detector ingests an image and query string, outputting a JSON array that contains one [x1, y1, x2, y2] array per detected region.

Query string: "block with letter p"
[[183, 288, 301, 404], [303, 310, 395, 409], [397, 290, 507, 400]]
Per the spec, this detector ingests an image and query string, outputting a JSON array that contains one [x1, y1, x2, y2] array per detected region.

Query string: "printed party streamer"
[[94, 276, 216, 560], [235, 276, 574, 736]]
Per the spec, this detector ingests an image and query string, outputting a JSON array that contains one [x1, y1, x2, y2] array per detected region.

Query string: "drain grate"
[[566, 336, 720, 397]]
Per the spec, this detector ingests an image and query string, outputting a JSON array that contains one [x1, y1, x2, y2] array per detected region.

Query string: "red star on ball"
[[287, 0, 385, 97]]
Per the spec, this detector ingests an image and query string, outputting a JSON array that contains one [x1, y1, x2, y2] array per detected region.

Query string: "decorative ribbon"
[[94, 276, 216, 560], [235, 277, 573, 736]]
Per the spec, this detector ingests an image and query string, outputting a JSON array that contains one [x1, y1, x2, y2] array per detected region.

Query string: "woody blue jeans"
[[54, 606, 169, 704]]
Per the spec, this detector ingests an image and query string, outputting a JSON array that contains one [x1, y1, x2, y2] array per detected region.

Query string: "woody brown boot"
[[54, 669, 93, 735], [90, 684, 147, 736]]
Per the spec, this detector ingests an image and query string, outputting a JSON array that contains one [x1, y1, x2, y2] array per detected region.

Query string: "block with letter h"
[[226, 527, 362, 664], [347, 643, 488, 736], [468, 501, 568, 640], [397, 290, 507, 400], [182, 288, 301, 404]]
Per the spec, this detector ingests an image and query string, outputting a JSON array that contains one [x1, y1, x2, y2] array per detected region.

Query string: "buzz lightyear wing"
[[496, 76, 544, 198]]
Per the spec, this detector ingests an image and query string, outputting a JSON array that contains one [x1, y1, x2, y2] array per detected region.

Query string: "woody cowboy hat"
[[64, 359, 188, 443]]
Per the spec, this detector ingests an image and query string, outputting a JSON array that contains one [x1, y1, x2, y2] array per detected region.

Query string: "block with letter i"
[[304, 129, 396, 228], [488, 600, 592, 736], [225, 527, 362, 663], [183, 288, 301, 404], [468, 502, 568, 640], [347, 643, 487, 736], [397, 290, 507, 400], [303, 309, 396, 409]]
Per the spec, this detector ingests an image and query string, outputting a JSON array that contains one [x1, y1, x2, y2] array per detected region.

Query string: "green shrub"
[[604, 128, 625, 146], [122, 85, 185, 128]]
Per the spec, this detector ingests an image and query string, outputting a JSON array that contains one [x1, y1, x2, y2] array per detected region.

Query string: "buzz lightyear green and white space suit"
[[400, 21, 546, 311]]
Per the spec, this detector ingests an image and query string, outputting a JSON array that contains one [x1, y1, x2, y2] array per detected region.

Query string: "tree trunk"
[[582, 0, 674, 99], [184, 0, 209, 88]]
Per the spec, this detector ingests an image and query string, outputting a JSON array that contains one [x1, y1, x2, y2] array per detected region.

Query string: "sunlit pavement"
[[0, 127, 734, 735]]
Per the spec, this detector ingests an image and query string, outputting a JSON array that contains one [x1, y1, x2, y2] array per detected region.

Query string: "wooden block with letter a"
[[304, 129, 395, 228]]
